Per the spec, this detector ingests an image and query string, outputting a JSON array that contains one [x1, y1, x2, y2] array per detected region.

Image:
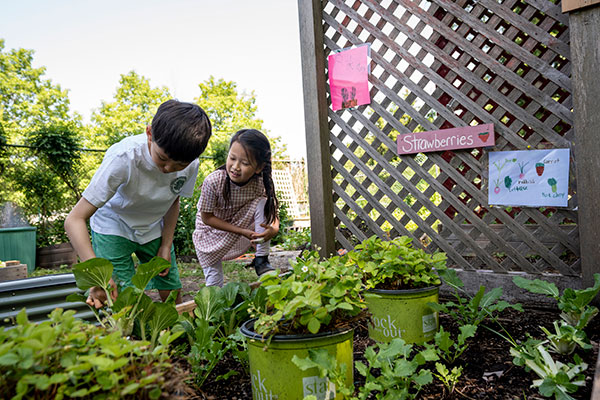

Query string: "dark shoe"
[[249, 255, 275, 276]]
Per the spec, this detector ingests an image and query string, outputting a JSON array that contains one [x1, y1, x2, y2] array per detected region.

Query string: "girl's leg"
[[251, 198, 275, 276], [203, 260, 224, 287], [254, 197, 271, 257]]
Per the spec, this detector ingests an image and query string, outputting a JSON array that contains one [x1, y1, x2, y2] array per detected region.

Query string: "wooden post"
[[569, 5, 600, 288], [297, 0, 336, 257]]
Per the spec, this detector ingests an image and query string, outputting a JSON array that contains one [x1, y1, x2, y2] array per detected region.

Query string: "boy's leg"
[[134, 238, 182, 303], [203, 261, 224, 287], [91, 231, 137, 290]]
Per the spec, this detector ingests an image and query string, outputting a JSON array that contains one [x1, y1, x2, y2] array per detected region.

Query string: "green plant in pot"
[[346, 235, 447, 344], [240, 250, 367, 400]]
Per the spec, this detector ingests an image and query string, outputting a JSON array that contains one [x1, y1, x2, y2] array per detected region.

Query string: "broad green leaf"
[[72, 258, 114, 290], [148, 302, 179, 336], [131, 257, 170, 290], [513, 276, 559, 298]]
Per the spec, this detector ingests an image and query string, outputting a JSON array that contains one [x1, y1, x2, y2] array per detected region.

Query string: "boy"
[[65, 99, 212, 308]]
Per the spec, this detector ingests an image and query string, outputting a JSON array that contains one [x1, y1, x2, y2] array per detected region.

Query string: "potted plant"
[[240, 250, 367, 400], [346, 235, 447, 344]]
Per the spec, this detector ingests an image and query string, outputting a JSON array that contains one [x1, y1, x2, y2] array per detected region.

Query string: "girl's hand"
[[252, 223, 279, 242]]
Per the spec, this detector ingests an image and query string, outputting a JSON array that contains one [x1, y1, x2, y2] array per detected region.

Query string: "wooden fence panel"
[[310, 0, 578, 276]]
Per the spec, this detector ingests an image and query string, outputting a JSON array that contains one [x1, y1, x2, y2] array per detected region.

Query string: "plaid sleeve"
[[198, 170, 223, 213]]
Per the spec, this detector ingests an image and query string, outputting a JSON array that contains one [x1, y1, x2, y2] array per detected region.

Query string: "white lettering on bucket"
[[422, 312, 438, 333], [303, 376, 336, 400], [252, 369, 278, 399], [372, 314, 404, 338]]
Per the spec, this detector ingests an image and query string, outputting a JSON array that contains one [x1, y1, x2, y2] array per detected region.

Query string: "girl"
[[193, 129, 280, 287]]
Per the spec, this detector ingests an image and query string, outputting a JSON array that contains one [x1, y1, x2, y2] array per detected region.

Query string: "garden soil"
[[165, 250, 599, 399]]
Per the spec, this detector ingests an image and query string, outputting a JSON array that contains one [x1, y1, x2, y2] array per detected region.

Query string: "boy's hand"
[[86, 279, 117, 308], [157, 246, 171, 277]]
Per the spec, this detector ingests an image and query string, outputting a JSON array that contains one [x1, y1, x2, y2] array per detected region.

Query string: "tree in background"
[[89, 71, 172, 147]]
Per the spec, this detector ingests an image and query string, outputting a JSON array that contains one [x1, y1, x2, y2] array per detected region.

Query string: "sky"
[[0, 0, 307, 159]]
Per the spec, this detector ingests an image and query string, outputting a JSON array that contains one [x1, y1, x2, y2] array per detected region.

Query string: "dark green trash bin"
[[0, 227, 37, 273]]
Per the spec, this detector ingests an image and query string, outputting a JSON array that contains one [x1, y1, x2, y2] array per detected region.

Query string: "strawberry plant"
[[347, 235, 447, 290], [249, 250, 366, 336]]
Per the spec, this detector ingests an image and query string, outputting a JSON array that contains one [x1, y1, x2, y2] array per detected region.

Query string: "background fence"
[[299, 0, 586, 283]]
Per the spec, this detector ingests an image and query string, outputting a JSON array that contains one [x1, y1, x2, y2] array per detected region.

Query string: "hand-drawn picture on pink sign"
[[328, 44, 371, 111], [397, 124, 494, 155]]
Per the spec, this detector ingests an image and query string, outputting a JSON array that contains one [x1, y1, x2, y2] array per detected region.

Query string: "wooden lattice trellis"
[[311, 0, 579, 276]]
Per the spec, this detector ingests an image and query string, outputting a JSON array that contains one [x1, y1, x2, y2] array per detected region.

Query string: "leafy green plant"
[[177, 282, 264, 388], [540, 321, 593, 355], [355, 338, 439, 400], [67, 256, 179, 348], [280, 227, 311, 251], [510, 338, 588, 400], [513, 273, 600, 329], [292, 348, 353, 400], [0, 308, 181, 400], [433, 362, 463, 397], [346, 235, 447, 290], [432, 268, 523, 327], [433, 324, 477, 365], [249, 250, 366, 336]]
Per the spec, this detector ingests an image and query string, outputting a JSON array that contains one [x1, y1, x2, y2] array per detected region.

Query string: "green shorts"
[[91, 231, 181, 291]]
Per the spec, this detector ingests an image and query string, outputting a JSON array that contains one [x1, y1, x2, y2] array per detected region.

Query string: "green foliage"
[[177, 282, 260, 388], [27, 124, 83, 198], [355, 338, 438, 400], [513, 274, 600, 329], [347, 235, 447, 290], [540, 321, 593, 355], [432, 268, 523, 327], [292, 348, 353, 399], [279, 227, 311, 251], [249, 250, 366, 336], [433, 324, 477, 365], [0, 308, 179, 400], [69, 257, 179, 348], [510, 338, 587, 400], [433, 362, 463, 396], [90, 71, 171, 147]]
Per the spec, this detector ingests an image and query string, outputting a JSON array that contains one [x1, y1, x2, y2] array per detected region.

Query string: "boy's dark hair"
[[220, 129, 279, 224], [151, 99, 212, 163]]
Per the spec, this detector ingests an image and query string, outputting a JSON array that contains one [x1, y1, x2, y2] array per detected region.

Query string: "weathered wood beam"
[[298, 0, 336, 257]]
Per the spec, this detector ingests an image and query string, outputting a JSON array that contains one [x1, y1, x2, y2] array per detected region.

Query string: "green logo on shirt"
[[170, 177, 187, 194]]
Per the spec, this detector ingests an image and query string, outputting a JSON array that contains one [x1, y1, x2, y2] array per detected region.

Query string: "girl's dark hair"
[[151, 99, 212, 163], [220, 129, 279, 224]]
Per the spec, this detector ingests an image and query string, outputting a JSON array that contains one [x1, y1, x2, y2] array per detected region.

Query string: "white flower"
[[301, 266, 309, 273]]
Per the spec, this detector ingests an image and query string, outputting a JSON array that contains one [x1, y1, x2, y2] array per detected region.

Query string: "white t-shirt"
[[83, 134, 199, 244]]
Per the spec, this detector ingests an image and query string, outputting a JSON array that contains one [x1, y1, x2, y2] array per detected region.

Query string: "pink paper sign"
[[328, 45, 371, 111], [397, 124, 495, 155]]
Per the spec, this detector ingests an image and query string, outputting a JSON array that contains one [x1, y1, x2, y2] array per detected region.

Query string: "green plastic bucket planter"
[[241, 320, 353, 400], [365, 285, 439, 344], [0, 227, 37, 273]]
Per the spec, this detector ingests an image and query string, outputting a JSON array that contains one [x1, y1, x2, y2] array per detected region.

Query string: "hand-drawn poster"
[[488, 149, 570, 207], [328, 44, 371, 111]]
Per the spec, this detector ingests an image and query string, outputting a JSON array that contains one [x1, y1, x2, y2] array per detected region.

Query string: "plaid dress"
[[193, 169, 265, 267]]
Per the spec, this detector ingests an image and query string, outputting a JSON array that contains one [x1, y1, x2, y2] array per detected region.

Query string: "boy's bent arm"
[[65, 197, 98, 262], [157, 197, 180, 264]]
